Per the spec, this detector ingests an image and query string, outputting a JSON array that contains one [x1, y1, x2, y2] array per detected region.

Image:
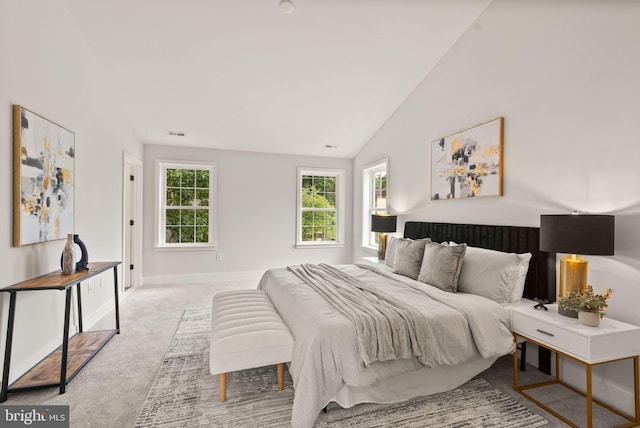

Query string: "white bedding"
[[258, 262, 515, 428]]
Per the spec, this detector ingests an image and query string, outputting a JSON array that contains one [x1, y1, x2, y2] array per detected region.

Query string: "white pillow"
[[456, 246, 532, 304], [510, 252, 532, 303], [385, 235, 401, 268]]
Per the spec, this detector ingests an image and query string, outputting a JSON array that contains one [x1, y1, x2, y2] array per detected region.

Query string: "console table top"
[[1, 261, 121, 292]]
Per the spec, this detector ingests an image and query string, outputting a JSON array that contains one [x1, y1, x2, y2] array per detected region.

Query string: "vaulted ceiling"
[[64, 0, 490, 158]]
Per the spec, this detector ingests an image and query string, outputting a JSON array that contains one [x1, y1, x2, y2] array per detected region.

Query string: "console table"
[[1, 261, 121, 402]]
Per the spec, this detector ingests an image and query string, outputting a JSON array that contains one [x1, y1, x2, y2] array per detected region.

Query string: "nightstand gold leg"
[[586, 364, 593, 428], [634, 356, 640, 425], [513, 335, 519, 390]]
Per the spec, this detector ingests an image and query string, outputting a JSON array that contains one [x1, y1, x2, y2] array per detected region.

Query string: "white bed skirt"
[[330, 356, 498, 408]]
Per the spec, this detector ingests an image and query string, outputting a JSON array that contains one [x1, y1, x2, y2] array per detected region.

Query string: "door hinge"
[[130, 174, 135, 181], [129, 264, 134, 270], [130, 220, 134, 226]]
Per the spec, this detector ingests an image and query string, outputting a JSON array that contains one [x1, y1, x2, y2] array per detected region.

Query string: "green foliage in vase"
[[558, 285, 613, 315]]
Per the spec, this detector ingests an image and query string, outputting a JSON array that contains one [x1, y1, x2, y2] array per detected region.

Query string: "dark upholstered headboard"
[[403, 221, 556, 301]]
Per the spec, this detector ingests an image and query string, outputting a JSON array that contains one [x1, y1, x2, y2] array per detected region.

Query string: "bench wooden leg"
[[219, 372, 226, 402], [277, 363, 284, 391]]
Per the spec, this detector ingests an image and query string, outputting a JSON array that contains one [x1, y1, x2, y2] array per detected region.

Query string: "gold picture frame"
[[13, 105, 75, 246], [430, 117, 504, 200]]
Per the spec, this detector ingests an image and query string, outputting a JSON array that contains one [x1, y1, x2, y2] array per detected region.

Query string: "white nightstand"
[[511, 304, 640, 428]]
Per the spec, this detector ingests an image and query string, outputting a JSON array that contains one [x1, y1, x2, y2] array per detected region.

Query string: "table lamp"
[[371, 214, 397, 260], [540, 213, 614, 317]]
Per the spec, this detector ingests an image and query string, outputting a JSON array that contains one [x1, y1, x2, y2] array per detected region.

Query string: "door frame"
[[122, 151, 143, 290]]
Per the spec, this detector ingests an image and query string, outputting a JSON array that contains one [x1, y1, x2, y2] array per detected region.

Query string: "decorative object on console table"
[[371, 214, 397, 260], [13, 105, 75, 247], [430, 117, 504, 200], [62, 234, 74, 275], [540, 213, 614, 318], [60, 234, 89, 272], [73, 234, 89, 271]]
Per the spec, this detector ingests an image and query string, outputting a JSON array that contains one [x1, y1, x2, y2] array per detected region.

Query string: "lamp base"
[[378, 233, 388, 260], [557, 255, 587, 318], [559, 255, 588, 297]]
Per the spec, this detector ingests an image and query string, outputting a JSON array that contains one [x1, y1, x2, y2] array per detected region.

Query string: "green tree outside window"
[[164, 167, 211, 244], [301, 174, 337, 242]]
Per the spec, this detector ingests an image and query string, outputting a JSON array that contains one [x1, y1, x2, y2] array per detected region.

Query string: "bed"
[[258, 221, 555, 428]]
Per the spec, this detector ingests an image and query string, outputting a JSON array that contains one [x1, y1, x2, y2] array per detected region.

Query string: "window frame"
[[296, 167, 345, 248], [362, 159, 389, 249], [155, 160, 217, 250]]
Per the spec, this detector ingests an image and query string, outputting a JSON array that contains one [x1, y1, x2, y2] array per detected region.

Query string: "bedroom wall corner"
[[0, 0, 144, 385], [352, 0, 640, 415]]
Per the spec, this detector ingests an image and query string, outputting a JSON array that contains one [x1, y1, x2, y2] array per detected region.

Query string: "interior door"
[[124, 162, 133, 289], [123, 152, 142, 290]]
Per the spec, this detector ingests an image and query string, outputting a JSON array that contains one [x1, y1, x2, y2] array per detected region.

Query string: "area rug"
[[134, 307, 548, 428]]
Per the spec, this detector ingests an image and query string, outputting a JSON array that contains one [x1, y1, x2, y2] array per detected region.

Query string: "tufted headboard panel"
[[403, 221, 556, 301]]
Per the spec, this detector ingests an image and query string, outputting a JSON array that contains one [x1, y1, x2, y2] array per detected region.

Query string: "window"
[[362, 159, 388, 248], [157, 161, 216, 248], [297, 168, 345, 247]]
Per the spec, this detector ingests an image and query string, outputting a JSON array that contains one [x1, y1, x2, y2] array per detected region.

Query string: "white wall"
[[354, 0, 640, 415], [143, 145, 353, 282], [0, 0, 143, 384]]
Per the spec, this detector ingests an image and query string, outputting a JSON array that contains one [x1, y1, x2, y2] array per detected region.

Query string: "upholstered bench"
[[210, 289, 295, 401]]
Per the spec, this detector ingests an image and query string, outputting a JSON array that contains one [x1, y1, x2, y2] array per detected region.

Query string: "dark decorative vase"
[[60, 234, 89, 272], [73, 234, 89, 271]]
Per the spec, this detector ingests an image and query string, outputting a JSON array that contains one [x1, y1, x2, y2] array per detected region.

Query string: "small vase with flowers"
[[558, 285, 613, 327]]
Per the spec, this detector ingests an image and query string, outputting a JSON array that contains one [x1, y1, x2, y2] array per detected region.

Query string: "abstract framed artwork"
[[430, 117, 504, 200], [13, 105, 75, 246]]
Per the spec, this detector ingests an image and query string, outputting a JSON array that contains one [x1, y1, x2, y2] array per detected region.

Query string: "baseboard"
[[142, 270, 265, 285]]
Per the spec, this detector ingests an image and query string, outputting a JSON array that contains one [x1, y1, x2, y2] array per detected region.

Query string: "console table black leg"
[[1, 292, 17, 402], [113, 266, 120, 334], [60, 289, 72, 394], [76, 282, 83, 333]]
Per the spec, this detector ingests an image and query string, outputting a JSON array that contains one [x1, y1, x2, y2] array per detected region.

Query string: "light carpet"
[[134, 307, 548, 428]]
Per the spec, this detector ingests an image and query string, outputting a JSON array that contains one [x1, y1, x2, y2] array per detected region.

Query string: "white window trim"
[[362, 158, 389, 250], [155, 160, 217, 250], [296, 167, 345, 248]]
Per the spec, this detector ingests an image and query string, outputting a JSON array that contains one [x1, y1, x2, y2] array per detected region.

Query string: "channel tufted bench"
[[210, 289, 295, 402]]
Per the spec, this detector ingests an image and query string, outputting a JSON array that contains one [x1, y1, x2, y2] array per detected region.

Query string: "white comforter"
[[257, 263, 514, 428]]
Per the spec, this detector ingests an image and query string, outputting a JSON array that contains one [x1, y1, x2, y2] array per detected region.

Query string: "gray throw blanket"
[[287, 263, 433, 368]]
